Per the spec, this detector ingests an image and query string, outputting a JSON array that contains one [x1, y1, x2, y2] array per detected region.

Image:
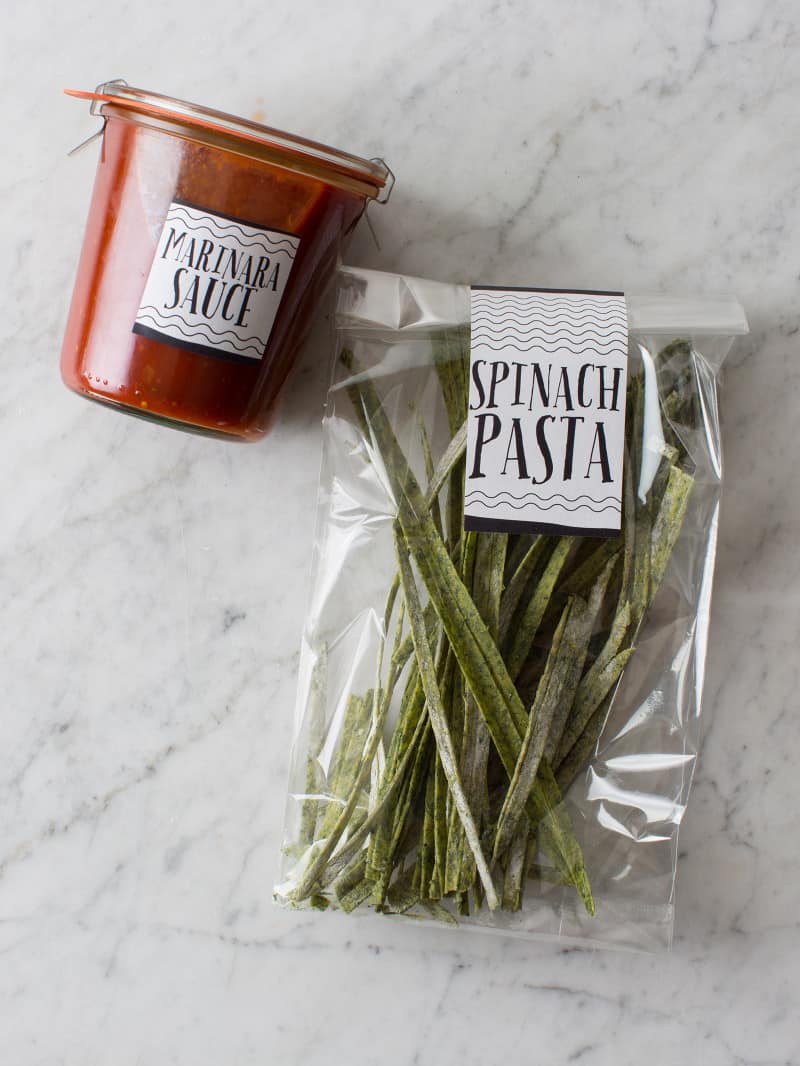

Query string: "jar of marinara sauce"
[[60, 81, 392, 441]]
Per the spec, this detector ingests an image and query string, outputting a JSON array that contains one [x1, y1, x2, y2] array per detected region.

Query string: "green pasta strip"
[[429, 752, 448, 899], [395, 527, 499, 910], [651, 446, 680, 508], [505, 537, 575, 681], [365, 672, 425, 880], [291, 687, 389, 900], [616, 442, 636, 619], [339, 878, 373, 914], [367, 705, 431, 903], [449, 532, 507, 891], [493, 601, 573, 860], [425, 421, 467, 507], [421, 899, 459, 927], [297, 644, 328, 851], [559, 648, 633, 772], [555, 601, 633, 770], [545, 538, 618, 627], [386, 867, 421, 914], [418, 763, 436, 899], [631, 503, 652, 627], [316, 693, 371, 843], [320, 709, 432, 891], [333, 852, 367, 905], [650, 466, 694, 593], [543, 554, 618, 765], [418, 412, 444, 538], [502, 819, 530, 912], [372, 723, 432, 907], [498, 536, 546, 644], [555, 696, 613, 794]]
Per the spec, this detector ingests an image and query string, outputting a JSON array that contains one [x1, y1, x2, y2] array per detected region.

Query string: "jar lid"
[[65, 80, 393, 202]]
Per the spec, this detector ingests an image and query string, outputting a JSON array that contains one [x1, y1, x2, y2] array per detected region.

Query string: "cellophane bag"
[[274, 267, 748, 951]]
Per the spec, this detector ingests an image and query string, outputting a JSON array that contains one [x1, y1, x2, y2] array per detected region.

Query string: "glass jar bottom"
[[75, 390, 250, 442]]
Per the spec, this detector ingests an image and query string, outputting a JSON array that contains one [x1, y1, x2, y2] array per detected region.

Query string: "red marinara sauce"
[[61, 83, 391, 441]]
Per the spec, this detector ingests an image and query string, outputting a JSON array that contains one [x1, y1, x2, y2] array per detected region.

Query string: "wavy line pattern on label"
[[168, 210, 298, 247], [471, 313, 627, 328], [471, 312, 623, 326], [465, 489, 621, 507], [473, 317, 631, 330], [135, 313, 263, 356], [471, 339, 626, 354], [472, 310, 628, 325], [137, 307, 268, 346], [164, 227, 297, 253], [471, 290, 617, 301], [472, 323, 627, 336], [471, 296, 619, 311], [472, 325, 626, 336], [472, 340, 627, 356], [471, 324, 627, 341], [471, 304, 621, 317], [467, 498, 620, 514], [169, 203, 298, 237], [472, 329, 626, 344], [473, 300, 631, 311], [161, 217, 298, 253], [168, 206, 299, 250]]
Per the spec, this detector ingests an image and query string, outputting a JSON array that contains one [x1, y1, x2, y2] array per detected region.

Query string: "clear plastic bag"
[[274, 266, 748, 951]]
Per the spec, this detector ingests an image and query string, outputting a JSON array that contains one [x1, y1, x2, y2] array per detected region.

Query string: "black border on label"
[[464, 513, 622, 539], [171, 197, 301, 241], [471, 285, 624, 297], [132, 322, 263, 366]]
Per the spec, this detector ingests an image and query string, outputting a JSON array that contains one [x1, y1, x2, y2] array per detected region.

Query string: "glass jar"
[[60, 81, 391, 441]]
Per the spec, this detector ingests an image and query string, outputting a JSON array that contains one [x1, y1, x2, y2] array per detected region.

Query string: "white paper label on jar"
[[465, 287, 629, 537], [133, 199, 300, 363]]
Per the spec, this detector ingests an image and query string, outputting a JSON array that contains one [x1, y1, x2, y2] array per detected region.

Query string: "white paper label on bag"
[[465, 287, 629, 537], [133, 199, 300, 363]]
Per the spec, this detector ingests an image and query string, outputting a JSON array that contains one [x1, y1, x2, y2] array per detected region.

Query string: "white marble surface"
[[2, 1, 799, 1062]]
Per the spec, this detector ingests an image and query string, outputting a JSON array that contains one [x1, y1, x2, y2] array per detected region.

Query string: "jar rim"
[[65, 81, 393, 202]]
